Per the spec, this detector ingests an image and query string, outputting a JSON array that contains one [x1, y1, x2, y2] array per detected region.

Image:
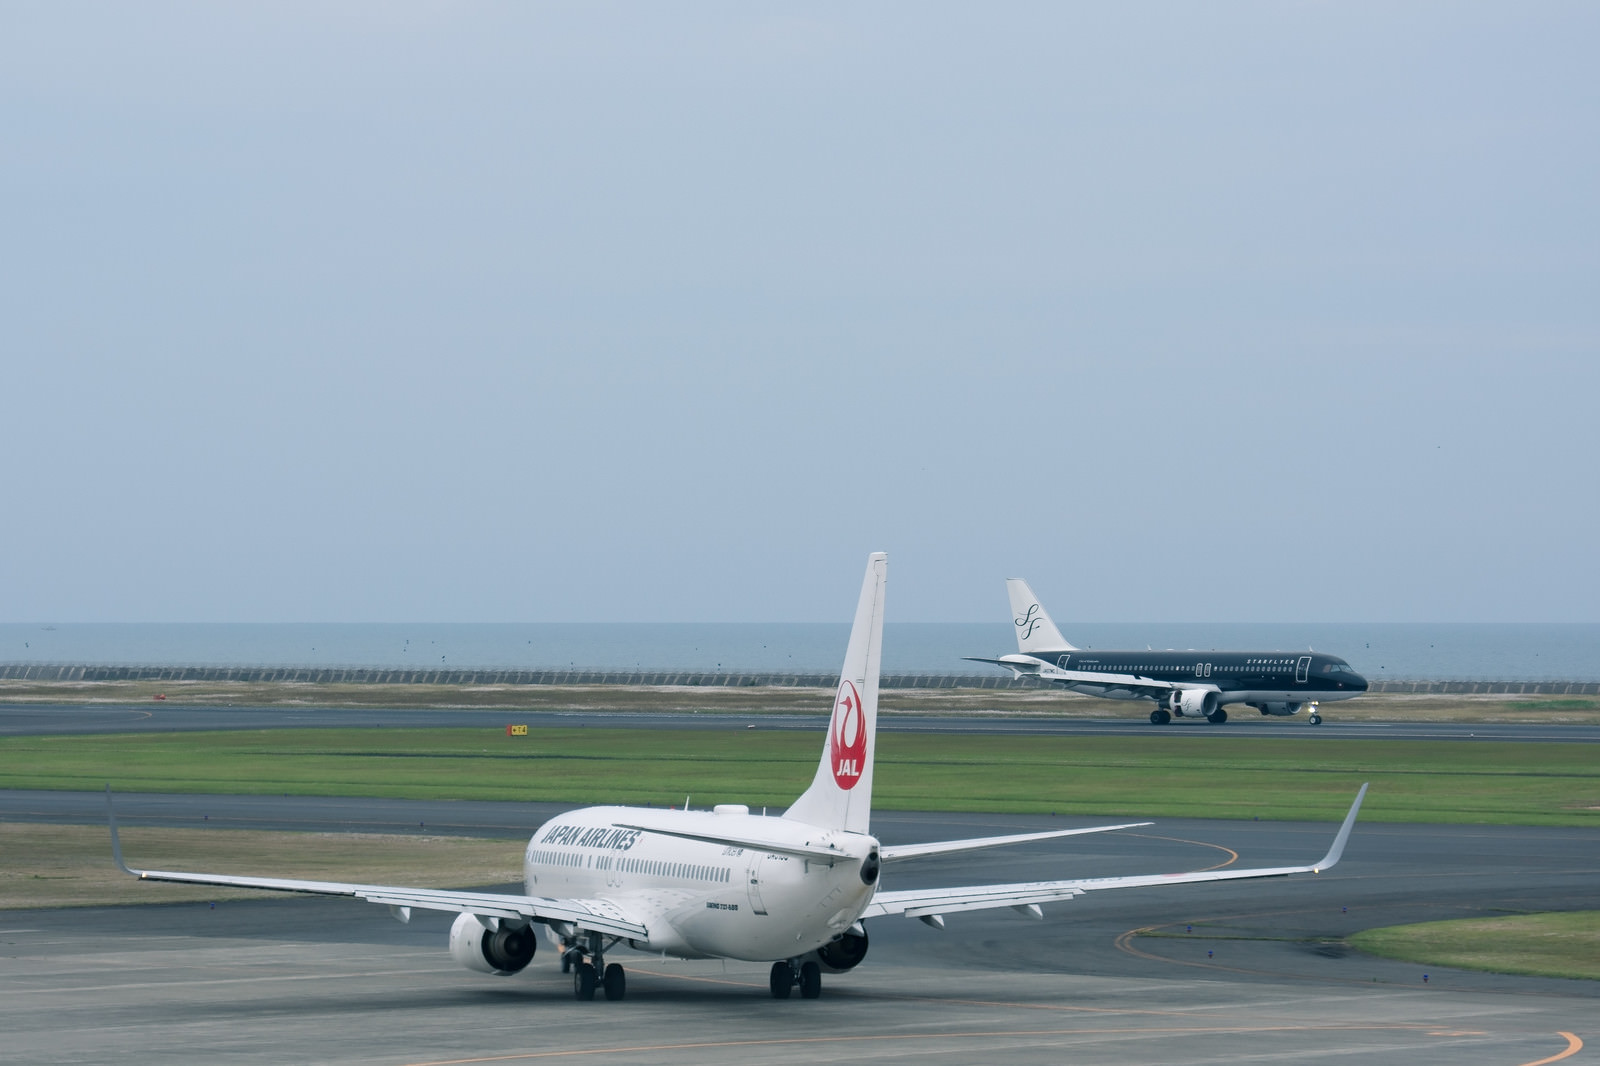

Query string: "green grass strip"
[[1, 728, 1596, 825], [1349, 912, 1600, 980]]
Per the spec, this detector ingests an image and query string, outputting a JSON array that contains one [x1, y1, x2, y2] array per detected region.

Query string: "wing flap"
[[865, 882, 1088, 919], [107, 788, 648, 940], [120, 866, 649, 938]]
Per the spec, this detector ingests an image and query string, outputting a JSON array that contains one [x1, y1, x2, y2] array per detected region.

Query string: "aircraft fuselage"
[[523, 805, 879, 961], [1039, 649, 1366, 702]]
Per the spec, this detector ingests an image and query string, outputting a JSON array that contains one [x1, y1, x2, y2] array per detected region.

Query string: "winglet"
[[105, 784, 138, 877], [1312, 783, 1368, 873]]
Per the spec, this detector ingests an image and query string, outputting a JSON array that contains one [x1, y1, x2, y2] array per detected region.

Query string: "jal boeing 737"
[[109, 554, 1367, 1001], [969, 579, 1369, 725]]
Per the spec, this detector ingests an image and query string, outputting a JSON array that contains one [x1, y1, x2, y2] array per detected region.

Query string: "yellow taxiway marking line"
[[1520, 1032, 1583, 1066], [395, 1023, 1553, 1066]]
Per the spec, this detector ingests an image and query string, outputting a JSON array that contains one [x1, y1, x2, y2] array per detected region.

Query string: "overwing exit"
[[110, 554, 1367, 1001]]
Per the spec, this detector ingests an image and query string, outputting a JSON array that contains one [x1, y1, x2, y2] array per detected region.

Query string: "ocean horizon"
[[2, 622, 1597, 682]]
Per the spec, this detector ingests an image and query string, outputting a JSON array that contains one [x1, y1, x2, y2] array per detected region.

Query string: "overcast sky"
[[3, 3, 1596, 623]]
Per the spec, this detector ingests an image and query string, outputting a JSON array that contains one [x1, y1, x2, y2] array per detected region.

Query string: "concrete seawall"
[[1, 663, 1595, 695]]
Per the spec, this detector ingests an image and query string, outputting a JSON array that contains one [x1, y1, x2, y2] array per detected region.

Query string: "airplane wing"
[[880, 822, 1152, 862], [863, 784, 1367, 922], [963, 656, 1181, 693], [106, 788, 647, 940]]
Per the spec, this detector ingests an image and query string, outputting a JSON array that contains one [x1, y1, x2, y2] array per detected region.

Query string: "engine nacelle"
[[1165, 689, 1219, 718], [807, 926, 869, 974], [1251, 702, 1303, 717], [449, 913, 536, 976]]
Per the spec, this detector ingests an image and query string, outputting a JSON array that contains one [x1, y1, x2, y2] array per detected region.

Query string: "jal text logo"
[[830, 680, 866, 790]]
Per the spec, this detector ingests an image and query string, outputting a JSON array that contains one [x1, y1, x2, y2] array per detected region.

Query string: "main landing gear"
[[565, 933, 627, 1001], [1148, 708, 1228, 725], [769, 959, 822, 1000]]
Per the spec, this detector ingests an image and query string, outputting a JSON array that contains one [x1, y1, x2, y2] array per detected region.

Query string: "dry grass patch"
[[0, 823, 520, 910]]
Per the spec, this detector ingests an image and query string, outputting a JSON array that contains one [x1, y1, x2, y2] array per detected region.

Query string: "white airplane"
[[108, 553, 1368, 1002]]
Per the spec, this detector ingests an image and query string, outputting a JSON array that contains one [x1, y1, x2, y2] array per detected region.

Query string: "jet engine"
[[1251, 702, 1303, 717], [449, 912, 537, 975], [1165, 689, 1220, 719], [809, 925, 869, 974]]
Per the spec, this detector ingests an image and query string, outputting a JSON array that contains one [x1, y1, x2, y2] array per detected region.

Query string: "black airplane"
[[967, 579, 1368, 725]]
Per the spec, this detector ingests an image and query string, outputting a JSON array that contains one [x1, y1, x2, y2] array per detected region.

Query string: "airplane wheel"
[[799, 961, 822, 999], [1150, 709, 1171, 725], [769, 961, 793, 999], [1309, 714, 1322, 725], [602, 963, 626, 1001], [1207, 708, 1227, 725], [574, 961, 597, 1001]]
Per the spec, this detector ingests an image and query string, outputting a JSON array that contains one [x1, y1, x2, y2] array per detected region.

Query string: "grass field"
[[3, 727, 1596, 825], [1349, 912, 1600, 981]]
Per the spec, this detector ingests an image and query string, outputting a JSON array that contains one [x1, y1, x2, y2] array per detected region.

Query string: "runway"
[[5, 701, 1599, 742], [1, 793, 1595, 1064]]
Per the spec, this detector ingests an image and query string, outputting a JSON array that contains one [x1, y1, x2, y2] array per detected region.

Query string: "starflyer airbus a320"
[[109, 553, 1367, 1001], [968, 579, 1369, 726]]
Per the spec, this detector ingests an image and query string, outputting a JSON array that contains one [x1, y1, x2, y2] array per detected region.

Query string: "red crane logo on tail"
[[831, 680, 866, 790]]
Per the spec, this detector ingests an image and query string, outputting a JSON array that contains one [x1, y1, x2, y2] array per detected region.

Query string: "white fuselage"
[[522, 805, 878, 961]]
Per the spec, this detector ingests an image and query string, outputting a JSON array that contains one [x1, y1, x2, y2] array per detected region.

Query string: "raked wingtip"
[[1313, 783, 1369, 873]]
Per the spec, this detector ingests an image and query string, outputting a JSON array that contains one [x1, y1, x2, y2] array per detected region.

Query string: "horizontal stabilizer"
[[610, 823, 860, 864], [881, 822, 1151, 862]]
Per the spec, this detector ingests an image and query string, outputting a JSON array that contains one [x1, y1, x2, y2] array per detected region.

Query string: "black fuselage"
[[1046, 649, 1368, 700]]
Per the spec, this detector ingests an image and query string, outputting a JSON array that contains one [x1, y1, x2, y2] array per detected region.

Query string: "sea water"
[[1, 622, 1597, 681]]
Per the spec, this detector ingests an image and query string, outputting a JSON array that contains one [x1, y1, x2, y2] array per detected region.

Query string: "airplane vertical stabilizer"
[[1006, 578, 1076, 654], [783, 552, 886, 834]]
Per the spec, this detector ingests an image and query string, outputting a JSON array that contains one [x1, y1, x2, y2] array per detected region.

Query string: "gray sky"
[[3, 3, 1596, 623]]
